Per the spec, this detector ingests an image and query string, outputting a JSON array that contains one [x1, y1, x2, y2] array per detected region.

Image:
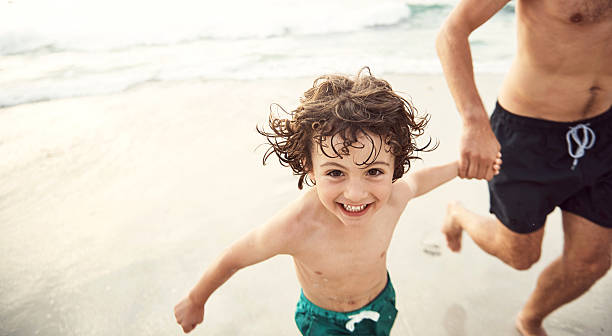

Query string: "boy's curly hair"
[[257, 67, 435, 189]]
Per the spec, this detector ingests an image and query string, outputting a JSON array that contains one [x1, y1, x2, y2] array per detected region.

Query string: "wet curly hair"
[[257, 67, 435, 189]]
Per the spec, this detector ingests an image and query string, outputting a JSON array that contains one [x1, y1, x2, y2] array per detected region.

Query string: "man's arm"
[[435, 0, 509, 180], [174, 209, 297, 333]]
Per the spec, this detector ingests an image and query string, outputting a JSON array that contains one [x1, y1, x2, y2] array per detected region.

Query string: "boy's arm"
[[400, 161, 460, 201], [174, 209, 297, 333], [396, 155, 501, 203]]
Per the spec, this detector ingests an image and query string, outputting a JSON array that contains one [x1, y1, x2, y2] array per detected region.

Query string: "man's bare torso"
[[499, 0, 612, 121], [289, 187, 405, 312]]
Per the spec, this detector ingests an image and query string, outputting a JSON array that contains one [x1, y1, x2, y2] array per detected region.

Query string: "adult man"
[[436, 0, 612, 335]]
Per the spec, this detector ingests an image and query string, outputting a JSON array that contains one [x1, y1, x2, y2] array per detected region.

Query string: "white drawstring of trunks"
[[345, 310, 380, 332], [566, 123, 596, 170]]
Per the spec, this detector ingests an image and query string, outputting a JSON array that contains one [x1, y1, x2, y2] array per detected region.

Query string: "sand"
[[1, 74, 610, 336]]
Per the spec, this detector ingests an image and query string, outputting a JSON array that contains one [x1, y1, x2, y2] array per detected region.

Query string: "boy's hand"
[[174, 296, 204, 333], [492, 152, 502, 177]]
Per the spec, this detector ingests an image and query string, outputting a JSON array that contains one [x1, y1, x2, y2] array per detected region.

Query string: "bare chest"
[[314, 227, 392, 272], [545, 0, 612, 23], [292, 226, 393, 311], [294, 218, 396, 279], [507, 0, 612, 117]]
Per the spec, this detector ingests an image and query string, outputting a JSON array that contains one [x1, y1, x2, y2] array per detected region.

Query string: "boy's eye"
[[327, 170, 343, 177], [367, 168, 383, 176]]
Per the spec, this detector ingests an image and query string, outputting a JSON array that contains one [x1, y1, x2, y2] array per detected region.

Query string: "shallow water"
[[0, 0, 516, 108]]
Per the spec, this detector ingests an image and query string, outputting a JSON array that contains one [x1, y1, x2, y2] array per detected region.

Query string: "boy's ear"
[[307, 169, 315, 182], [303, 159, 315, 182]]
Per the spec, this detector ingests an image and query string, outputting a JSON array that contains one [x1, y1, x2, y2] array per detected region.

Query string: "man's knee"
[[589, 258, 611, 278], [507, 247, 541, 270], [566, 253, 612, 280], [497, 226, 543, 270]]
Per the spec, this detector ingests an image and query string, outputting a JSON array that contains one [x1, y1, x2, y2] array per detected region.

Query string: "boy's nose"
[[343, 179, 368, 202]]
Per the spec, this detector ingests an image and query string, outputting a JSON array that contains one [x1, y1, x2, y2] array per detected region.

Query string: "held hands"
[[460, 121, 502, 180], [493, 152, 502, 175], [174, 296, 204, 333]]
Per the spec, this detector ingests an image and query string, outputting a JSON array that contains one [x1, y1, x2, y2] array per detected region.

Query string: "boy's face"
[[308, 131, 395, 226]]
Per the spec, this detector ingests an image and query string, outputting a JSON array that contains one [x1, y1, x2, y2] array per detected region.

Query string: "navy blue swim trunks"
[[488, 102, 612, 234]]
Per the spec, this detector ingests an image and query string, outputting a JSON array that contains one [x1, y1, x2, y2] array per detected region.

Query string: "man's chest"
[[544, 0, 612, 23]]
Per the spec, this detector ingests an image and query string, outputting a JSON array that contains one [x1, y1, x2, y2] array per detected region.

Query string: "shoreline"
[[0, 72, 506, 111]]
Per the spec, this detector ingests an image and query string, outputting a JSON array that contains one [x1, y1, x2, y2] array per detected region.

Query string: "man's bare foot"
[[442, 201, 463, 252], [515, 313, 547, 336]]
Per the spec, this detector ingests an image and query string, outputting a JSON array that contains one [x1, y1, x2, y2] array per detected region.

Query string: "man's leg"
[[442, 201, 544, 270], [516, 211, 612, 336]]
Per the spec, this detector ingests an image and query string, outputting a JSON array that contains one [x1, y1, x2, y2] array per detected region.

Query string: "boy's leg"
[[442, 201, 544, 270], [516, 211, 612, 336]]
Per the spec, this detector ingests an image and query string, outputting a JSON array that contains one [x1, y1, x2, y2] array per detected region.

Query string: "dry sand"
[[0, 74, 610, 335]]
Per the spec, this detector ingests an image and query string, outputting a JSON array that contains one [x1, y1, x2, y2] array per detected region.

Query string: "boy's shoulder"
[[270, 189, 323, 234], [288, 188, 327, 227], [389, 178, 415, 207], [263, 189, 327, 255]]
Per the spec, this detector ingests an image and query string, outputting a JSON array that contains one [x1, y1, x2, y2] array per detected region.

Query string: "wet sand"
[[0, 74, 610, 335]]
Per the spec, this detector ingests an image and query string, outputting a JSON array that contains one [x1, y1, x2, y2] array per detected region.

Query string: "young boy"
[[174, 68, 501, 335]]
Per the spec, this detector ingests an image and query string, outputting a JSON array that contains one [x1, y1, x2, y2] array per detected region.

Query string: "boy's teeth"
[[343, 204, 366, 212]]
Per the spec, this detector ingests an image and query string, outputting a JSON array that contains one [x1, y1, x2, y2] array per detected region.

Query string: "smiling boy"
[[174, 68, 500, 335]]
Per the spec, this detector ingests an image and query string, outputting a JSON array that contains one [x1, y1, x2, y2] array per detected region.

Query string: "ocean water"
[[0, 0, 516, 108]]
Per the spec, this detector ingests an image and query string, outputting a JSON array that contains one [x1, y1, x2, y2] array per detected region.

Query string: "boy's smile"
[[309, 132, 395, 226], [339, 202, 371, 217]]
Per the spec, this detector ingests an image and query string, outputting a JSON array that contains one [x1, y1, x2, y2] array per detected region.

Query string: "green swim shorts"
[[294, 274, 397, 336]]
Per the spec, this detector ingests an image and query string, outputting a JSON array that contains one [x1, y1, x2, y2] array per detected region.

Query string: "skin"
[[173, 132, 500, 333], [436, 0, 612, 335]]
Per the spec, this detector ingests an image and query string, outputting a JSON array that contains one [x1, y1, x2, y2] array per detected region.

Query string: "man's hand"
[[459, 120, 501, 180], [174, 296, 204, 333]]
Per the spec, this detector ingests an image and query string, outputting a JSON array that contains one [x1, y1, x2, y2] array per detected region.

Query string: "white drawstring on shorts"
[[345, 310, 380, 332], [566, 123, 596, 170]]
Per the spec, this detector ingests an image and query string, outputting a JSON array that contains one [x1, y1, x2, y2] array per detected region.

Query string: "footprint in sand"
[[421, 233, 442, 256]]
